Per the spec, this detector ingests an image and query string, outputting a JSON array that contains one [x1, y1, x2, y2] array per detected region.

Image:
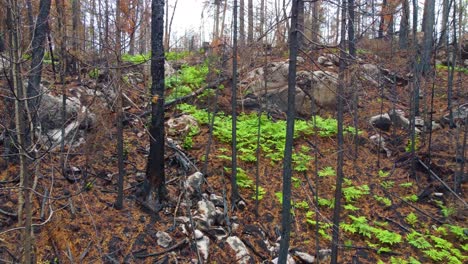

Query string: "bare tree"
[[247, 0, 253, 43], [331, 0, 347, 262], [145, 0, 166, 209], [278, 0, 301, 262], [231, 0, 240, 205]]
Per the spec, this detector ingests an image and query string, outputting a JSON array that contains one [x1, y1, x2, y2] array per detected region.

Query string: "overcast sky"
[[170, 0, 206, 38]]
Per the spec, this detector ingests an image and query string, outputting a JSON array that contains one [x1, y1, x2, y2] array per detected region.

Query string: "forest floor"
[[0, 44, 467, 264]]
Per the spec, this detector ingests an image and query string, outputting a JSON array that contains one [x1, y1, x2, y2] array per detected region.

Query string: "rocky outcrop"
[[241, 60, 338, 116], [37, 84, 97, 150]]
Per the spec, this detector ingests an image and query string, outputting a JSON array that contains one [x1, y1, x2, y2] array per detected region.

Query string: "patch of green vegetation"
[[404, 194, 419, 202], [405, 212, 418, 227], [179, 104, 359, 164], [406, 135, 420, 152], [318, 166, 335, 177], [122, 53, 151, 64], [374, 195, 392, 207], [381, 180, 395, 189], [166, 51, 191, 61], [378, 169, 390, 177], [435, 200, 457, 218], [293, 200, 309, 210], [344, 204, 360, 211], [89, 68, 100, 79], [399, 182, 413, 188], [342, 185, 370, 203], [436, 64, 468, 74]]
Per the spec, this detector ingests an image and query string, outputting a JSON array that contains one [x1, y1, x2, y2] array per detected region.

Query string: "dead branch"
[[132, 238, 189, 259]]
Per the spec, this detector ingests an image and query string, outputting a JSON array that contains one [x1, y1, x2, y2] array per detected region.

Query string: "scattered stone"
[[369, 113, 391, 131], [185, 172, 203, 198], [226, 236, 252, 264], [167, 114, 198, 137], [206, 227, 228, 240], [209, 193, 224, 207], [194, 229, 204, 240], [388, 109, 421, 133], [241, 60, 338, 116], [271, 254, 296, 264], [194, 199, 222, 228], [317, 56, 328, 65], [370, 134, 392, 158], [156, 231, 172, 248], [293, 251, 315, 263], [196, 234, 210, 261], [430, 121, 442, 131], [361, 63, 381, 85]]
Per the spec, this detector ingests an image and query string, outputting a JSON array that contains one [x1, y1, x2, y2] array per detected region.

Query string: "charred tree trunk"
[[231, 0, 240, 204], [399, 0, 410, 49], [331, 0, 347, 262], [247, 0, 253, 44], [278, 0, 300, 262], [240, 0, 245, 46], [145, 0, 166, 208]]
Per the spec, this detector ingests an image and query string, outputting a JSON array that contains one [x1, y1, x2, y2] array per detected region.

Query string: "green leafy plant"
[[343, 185, 370, 202], [294, 200, 309, 210], [89, 68, 100, 79], [344, 204, 360, 211], [405, 135, 420, 152], [381, 180, 395, 189], [378, 169, 390, 177], [374, 195, 392, 207], [165, 50, 190, 61], [122, 53, 151, 64], [406, 231, 432, 249], [405, 212, 418, 226], [399, 182, 413, 188], [318, 166, 335, 177], [404, 194, 419, 202]]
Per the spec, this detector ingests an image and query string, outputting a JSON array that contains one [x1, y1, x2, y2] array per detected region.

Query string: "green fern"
[[343, 185, 370, 202], [407, 231, 432, 249], [405, 212, 418, 226]]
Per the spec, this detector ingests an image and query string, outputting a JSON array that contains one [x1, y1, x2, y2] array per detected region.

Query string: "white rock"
[[226, 236, 251, 264], [370, 134, 392, 158], [185, 172, 204, 197], [196, 235, 210, 261], [194, 229, 204, 240], [293, 251, 316, 263], [156, 231, 172, 248], [271, 254, 296, 264]]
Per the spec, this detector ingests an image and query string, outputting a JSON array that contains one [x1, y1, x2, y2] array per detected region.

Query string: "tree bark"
[[240, 0, 245, 46], [145, 0, 166, 206], [115, 0, 125, 210], [278, 0, 300, 262], [399, 0, 410, 49], [27, 0, 52, 138], [331, 0, 347, 262], [231, 0, 240, 204], [247, 0, 253, 44], [421, 0, 435, 74]]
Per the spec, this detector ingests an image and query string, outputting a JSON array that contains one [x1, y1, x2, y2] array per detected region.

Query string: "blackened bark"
[[145, 0, 166, 205], [231, 0, 240, 204], [399, 0, 410, 49], [331, 0, 347, 262], [421, 0, 435, 74], [240, 0, 245, 46], [278, 0, 300, 262], [27, 0, 51, 138], [247, 0, 253, 43]]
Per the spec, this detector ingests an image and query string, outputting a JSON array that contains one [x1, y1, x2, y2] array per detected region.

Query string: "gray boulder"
[[226, 236, 252, 264], [241, 60, 338, 116], [156, 231, 173, 248]]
